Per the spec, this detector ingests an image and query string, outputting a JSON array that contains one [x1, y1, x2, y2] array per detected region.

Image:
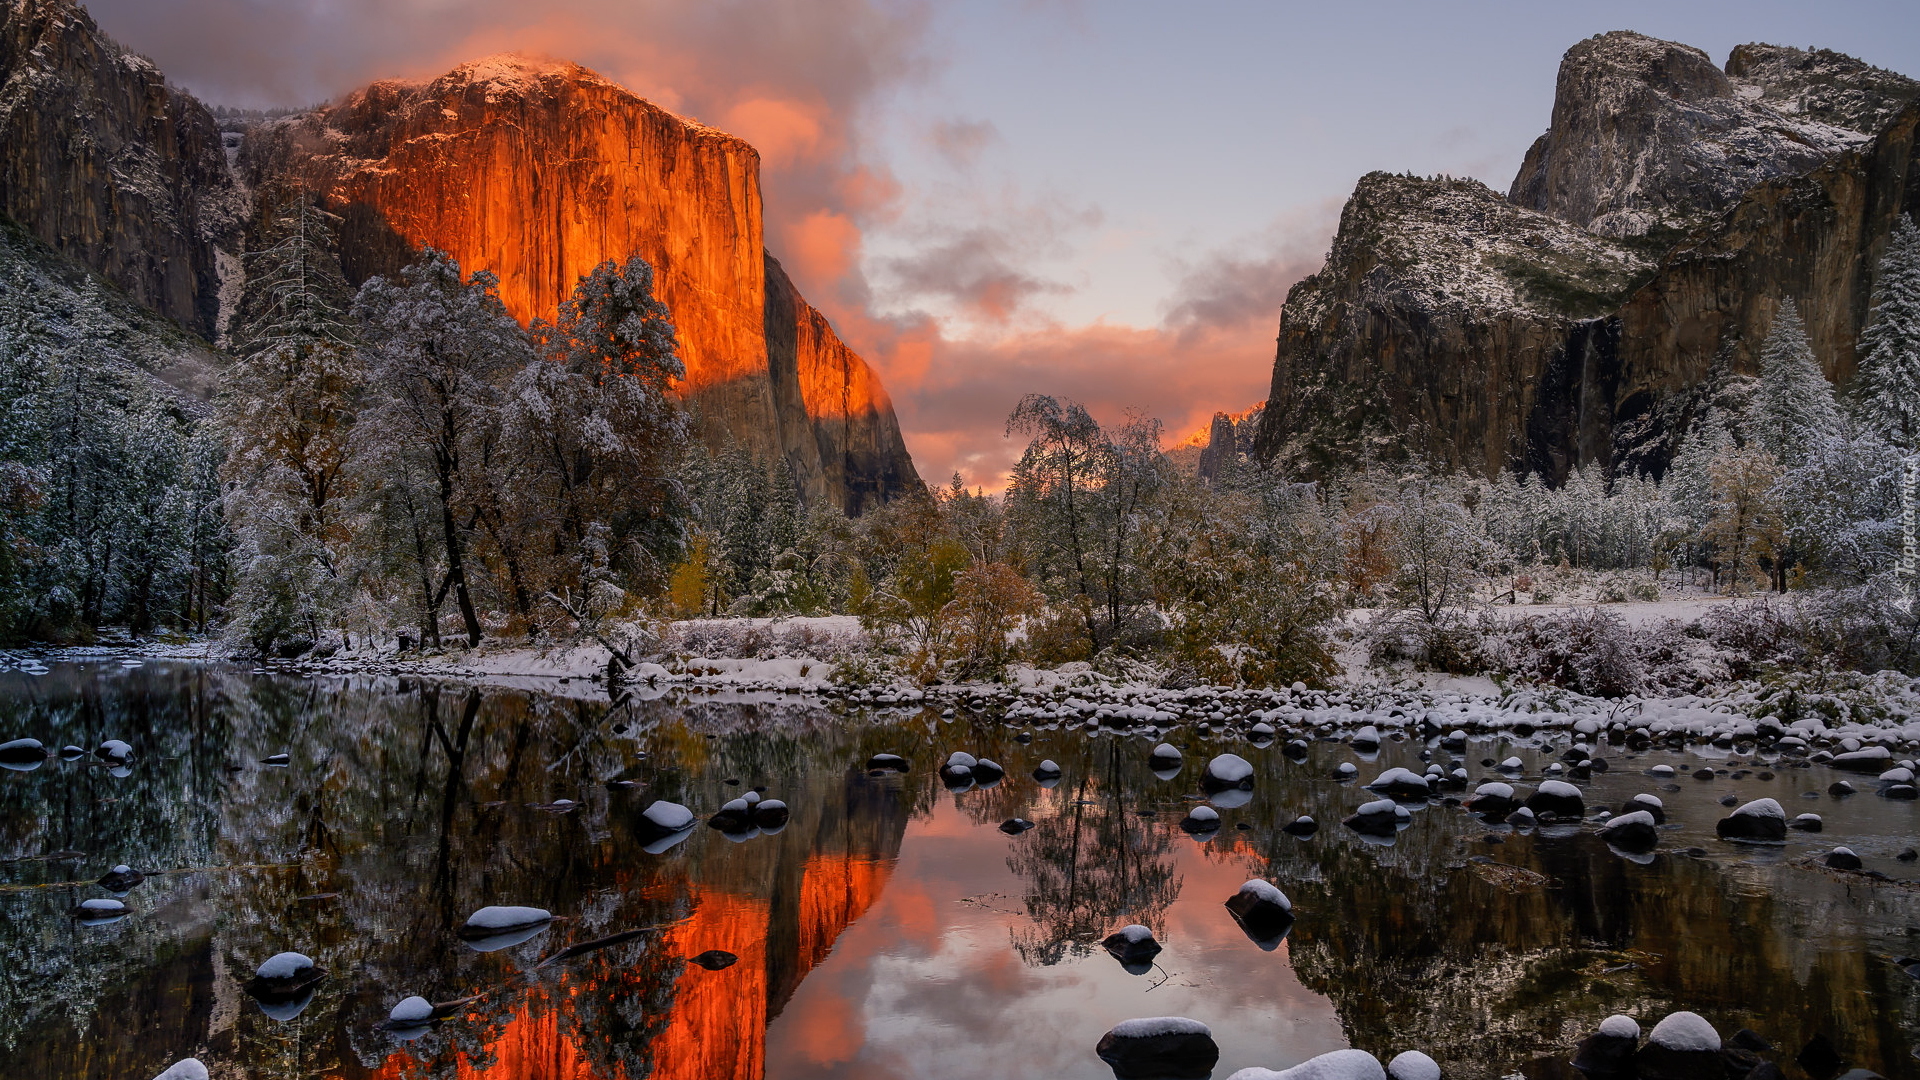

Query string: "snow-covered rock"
[[150, 1060, 210, 1080], [1101, 924, 1164, 971], [1386, 1050, 1440, 1080], [1344, 798, 1410, 837], [1228, 1047, 1387, 1080], [74, 898, 127, 924], [1524, 778, 1584, 818], [1715, 798, 1786, 842], [1572, 1015, 1641, 1075], [640, 800, 694, 835], [98, 865, 144, 892], [865, 753, 908, 772], [1226, 879, 1296, 949], [1600, 809, 1659, 852], [1097, 1017, 1220, 1079], [1179, 805, 1221, 834], [1467, 782, 1520, 817], [1831, 745, 1892, 772], [1366, 767, 1431, 800], [1202, 753, 1255, 792], [0, 737, 49, 770], [1623, 793, 1666, 823], [1825, 846, 1863, 870], [457, 906, 553, 951]]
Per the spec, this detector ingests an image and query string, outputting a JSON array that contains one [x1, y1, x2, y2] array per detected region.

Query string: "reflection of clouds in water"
[[765, 804, 1348, 1079]]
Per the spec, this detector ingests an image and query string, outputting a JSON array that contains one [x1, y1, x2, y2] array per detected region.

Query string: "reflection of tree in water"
[[1006, 739, 1181, 966]]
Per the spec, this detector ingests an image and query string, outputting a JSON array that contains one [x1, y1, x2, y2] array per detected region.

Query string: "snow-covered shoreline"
[[20, 604, 1900, 750]]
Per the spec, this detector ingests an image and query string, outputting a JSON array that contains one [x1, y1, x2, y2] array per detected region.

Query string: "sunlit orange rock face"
[[245, 55, 920, 512]]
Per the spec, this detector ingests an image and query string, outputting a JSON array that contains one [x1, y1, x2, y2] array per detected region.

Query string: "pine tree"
[[1747, 299, 1841, 468], [219, 196, 363, 652], [1856, 214, 1920, 450]]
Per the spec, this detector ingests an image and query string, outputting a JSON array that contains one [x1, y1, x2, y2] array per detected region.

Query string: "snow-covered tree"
[[510, 256, 691, 613], [1855, 214, 1920, 449], [219, 196, 363, 652], [1746, 299, 1841, 468], [353, 249, 531, 646]]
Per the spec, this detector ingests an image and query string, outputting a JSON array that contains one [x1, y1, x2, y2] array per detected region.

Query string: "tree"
[[1703, 446, 1783, 595], [1387, 471, 1487, 623], [220, 196, 363, 652], [1746, 299, 1841, 469], [1856, 214, 1920, 449], [354, 250, 530, 646], [510, 256, 691, 614]]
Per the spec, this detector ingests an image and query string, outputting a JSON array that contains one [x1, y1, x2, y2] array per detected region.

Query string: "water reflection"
[[0, 664, 1913, 1079]]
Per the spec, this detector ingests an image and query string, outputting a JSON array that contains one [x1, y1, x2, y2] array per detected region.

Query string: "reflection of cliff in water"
[[1257, 772, 1920, 1078], [0, 666, 919, 1080]]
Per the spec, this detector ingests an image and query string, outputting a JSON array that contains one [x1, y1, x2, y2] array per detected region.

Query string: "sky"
[[82, 0, 1920, 487]]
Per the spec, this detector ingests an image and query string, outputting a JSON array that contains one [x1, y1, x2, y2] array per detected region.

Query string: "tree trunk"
[[436, 446, 483, 647]]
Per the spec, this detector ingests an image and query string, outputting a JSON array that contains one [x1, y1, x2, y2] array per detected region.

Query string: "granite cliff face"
[[0, 0, 238, 339], [1256, 31, 1920, 482], [243, 56, 920, 512]]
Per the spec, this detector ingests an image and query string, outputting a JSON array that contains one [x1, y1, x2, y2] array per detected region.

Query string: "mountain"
[[0, 0, 240, 340], [0, 2, 921, 512], [240, 55, 920, 513], [1253, 31, 1920, 481]]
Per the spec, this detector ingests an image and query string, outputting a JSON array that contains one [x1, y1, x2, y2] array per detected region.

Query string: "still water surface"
[[0, 662, 1916, 1079]]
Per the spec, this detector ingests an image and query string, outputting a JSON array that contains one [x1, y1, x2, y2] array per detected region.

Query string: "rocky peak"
[[1725, 43, 1920, 136], [0, 0, 239, 338], [1508, 30, 1865, 238], [244, 53, 919, 511]]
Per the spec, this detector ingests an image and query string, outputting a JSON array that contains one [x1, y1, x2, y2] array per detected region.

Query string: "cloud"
[[928, 118, 999, 169], [1161, 202, 1342, 341]]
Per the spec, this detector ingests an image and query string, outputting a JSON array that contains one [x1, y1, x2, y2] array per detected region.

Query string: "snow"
[[255, 952, 316, 979], [1537, 779, 1581, 799], [1370, 767, 1429, 791], [1599, 1014, 1641, 1039], [1730, 798, 1784, 820], [1228, 1048, 1387, 1080], [1499, 757, 1523, 770], [99, 739, 131, 758], [1187, 806, 1220, 822], [642, 801, 694, 831], [111, 864, 132, 874], [1107, 1016, 1211, 1039], [390, 996, 433, 1023], [1833, 747, 1892, 767], [1650, 765, 1676, 777], [78, 899, 125, 913], [946, 751, 978, 768], [757, 799, 786, 812], [1151, 743, 1182, 760], [720, 798, 750, 814], [0, 738, 43, 754], [151, 1061, 209, 1080], [1111, 924, 1155, 944], [1237, 879, 1292, 911], [1356, 798, 1399, 816], [1881, 767, 1915, 783], [1037, 759, 1060, 773], [1632, 794, 1663, 808], [1832, 845, 1857, 856], [1386, 1050, 1441, 1080], [463, 905, 552, 930], [1207, 753, 1254, 782], [1647, 1011, 1720, 1052], [1474, 782, 1515, 799], [1602, 810, 1656, 831]]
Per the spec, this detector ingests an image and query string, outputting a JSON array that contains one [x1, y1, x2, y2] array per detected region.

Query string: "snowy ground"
[[11, 597, 1916, 748]]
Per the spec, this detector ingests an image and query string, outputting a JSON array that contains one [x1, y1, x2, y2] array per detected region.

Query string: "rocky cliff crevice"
[[0, 0, 237, 340], [241, 55, 920, 511]]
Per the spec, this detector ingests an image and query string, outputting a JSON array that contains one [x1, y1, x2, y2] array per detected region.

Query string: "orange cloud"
[[722, 97, 830, 167]]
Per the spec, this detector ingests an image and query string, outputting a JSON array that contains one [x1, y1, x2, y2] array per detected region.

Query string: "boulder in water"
[[1224, 879, 1294, 949], [0, 738, 49, 770], [1033, 759, 1063, 781], [244, 951, 326, 1020], [1178, 806, 1221, 834], [1824, 846, 1863, 870], [97, 739, 132, 763], [1599, 810, 1659, 853], [1096, 1016, 1218, 1080], [1466, 782, 1519, 818], [98, 864, 144, 892], [1830, 746, 1892, 773], [1365, 767, 1430, 800], [1101, 924, 1164, 972], [456, 906, 554, 952], [752, 799, 789, 831], [1226, 1048, 1387, 1080], [1282, 815, 1318, 837], [1635, 1011, 1721, 1080], [1201, 753, 1255, 793], [1623, 794, 1666, 824], [865, 753, 908, 773], [1343, 798, 1408, 837], [1571, 1014, 1640, 1076], [1715, 799, 1786, 843], [999, 817, 1036, 835], [1351, 726, 1381, 752], [1524, 779, 1584, 819], [688, 949, 738, 970], [1386, 1051, 1441, 1080], [73, 898, 128, 925], [1788, 813, 1822, 832]]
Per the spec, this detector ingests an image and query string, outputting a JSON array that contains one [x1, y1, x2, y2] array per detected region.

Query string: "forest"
[[2, 199, 1918, 694]]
